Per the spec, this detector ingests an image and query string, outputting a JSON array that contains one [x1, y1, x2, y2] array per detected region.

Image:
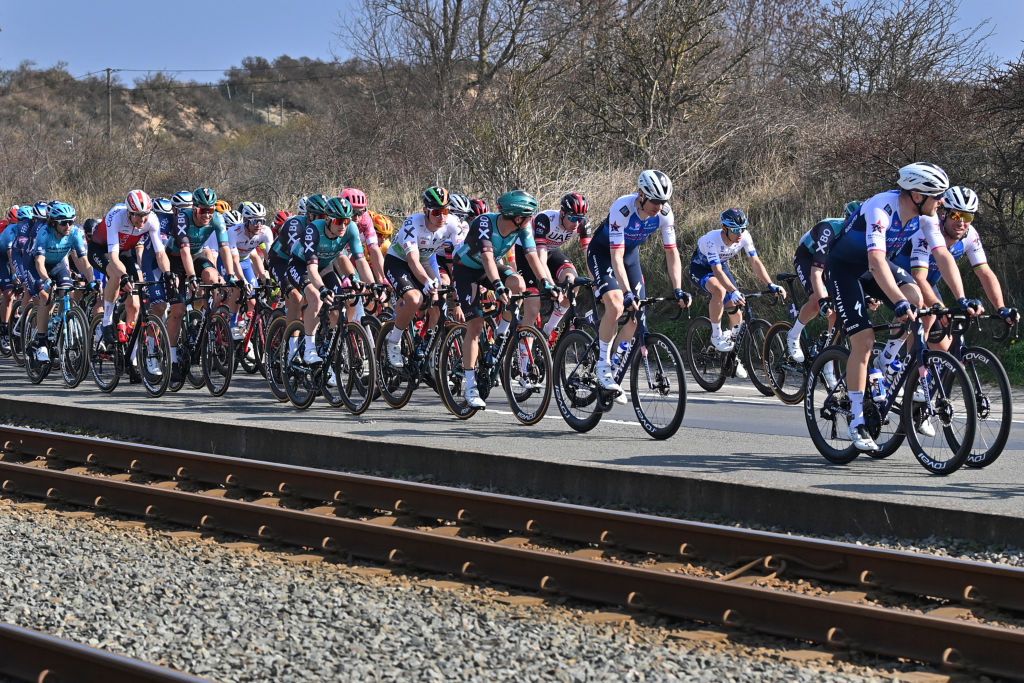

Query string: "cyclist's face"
[[722, 227, 743, 244], [942, 210, 970, 240], [194, 206, 214, 226], [637, 194, 663, 219]]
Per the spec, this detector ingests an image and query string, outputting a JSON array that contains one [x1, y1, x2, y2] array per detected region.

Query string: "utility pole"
[[105, 68, 113, 140], [279, 98, 284, 126]]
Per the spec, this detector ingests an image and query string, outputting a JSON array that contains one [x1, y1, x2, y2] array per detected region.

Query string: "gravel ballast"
[[0, 498, 919, 683]]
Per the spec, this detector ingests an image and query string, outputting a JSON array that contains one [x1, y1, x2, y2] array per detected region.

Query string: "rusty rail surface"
[[2, 425, 1023, 679], [0, 622, 203, 683]]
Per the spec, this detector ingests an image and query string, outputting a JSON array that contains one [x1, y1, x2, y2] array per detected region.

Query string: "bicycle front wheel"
[[89, 315, 122, 393], [685, 316, 727, 392], [903, 350, 976, 475], [500, 324, 552, 425], [959, 346, 1013, 468], [140, 313, 171, 398], [552, 329, 602, 433], [374, 321, 416, 409], [202, 312, 235, 397], [743, 319, 774, 396], [631, 332, 686, 440], [437, 324, 477, 419], [59, 307, 89, 388], [282, 320, 319, 409], [338, 321, 376, 415], [265, 316, 289, 401], [762, 321, 805, 405], [804, 346, 859, 465]]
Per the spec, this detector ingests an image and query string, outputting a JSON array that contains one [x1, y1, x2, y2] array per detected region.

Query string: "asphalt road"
[[0, 360, 1019, 521]]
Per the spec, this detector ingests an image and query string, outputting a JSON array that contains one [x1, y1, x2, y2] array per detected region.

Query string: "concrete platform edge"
[[1, 395, 1018, 544]]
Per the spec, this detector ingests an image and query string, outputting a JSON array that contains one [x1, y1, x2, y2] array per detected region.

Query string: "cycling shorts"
[[515, 245, 576, 290], [828, 258, 915, 336], [587, 245, 645, 300], [452, 261, 515, 321], [168, 253, 217, 304], [688, 261, 736, 294], [88, 241, 140, 282], [30, 261, 73, 296], [793, 247, 819, 297]]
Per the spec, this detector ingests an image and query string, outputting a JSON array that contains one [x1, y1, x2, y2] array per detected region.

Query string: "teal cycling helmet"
[[325, 197, 354, 220], [305, 193, 330, 217], [496, 190, 538, 218], [48, 202, 76, 222], [17, 206, 34, 221], [192, 187, 217, 208]]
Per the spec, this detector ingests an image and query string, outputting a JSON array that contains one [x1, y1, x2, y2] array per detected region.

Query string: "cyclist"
[[142, 197, 176, 318], [273, 210, 293, 237], [895, 185, 1017, 343], [588, 170, 691, 399], [268, 193, 330, 331], [0, 206, 29, 348], [469, 198, 488, 219], [371, 211, 395, 252], [783, 201, 861, 362], [225, 201, 273, 339], [452, 189, 557, 409], [285, 196, 373, 364], [0, 206, 18, 233], [91, 190, 173, 345], [382, 186, 463, 368], [341, 188, 386, 284], [172, 191, 193, 211], [825, 162, 973, 451], [165, 187, 237, 380], [296, 195, 309, 217], [29, 202, 97, 363], [689, 208, 786, 371], [519, 192, 592, 344]]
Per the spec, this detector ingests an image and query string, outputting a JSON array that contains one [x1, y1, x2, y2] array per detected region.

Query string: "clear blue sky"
[[1, 0, 1021, 82]]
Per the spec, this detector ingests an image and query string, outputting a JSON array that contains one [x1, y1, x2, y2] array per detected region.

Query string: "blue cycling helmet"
[[17, 206, 34, 221], [153, 197, 174, 214], [720, 208, 748, 232], [172, 190, 193, 209], [33, 201, 49, 219], [48, 202, 76, 222]]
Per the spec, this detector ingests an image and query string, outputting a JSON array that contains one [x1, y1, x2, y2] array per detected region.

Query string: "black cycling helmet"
[[422, 186, 450, 210]]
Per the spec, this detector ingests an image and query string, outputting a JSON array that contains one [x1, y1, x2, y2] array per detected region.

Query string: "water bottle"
[[868, 368, 887, 403], [883, 357, 904, 387], [116, 321, 128, 343], [47, 314, 60, 342], [611, 341, 631, 368]]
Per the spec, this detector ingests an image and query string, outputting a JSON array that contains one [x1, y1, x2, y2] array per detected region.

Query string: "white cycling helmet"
[[637, 169, 673, 202], [240, 201, 267, 220], [897, 162, 949, 196], [222, 210, 242, 226], [942, 186, 979, 213], [297, 195, 309, 216]]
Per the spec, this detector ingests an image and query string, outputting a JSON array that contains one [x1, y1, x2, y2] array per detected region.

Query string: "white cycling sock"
[[170, 347, 178, 362], [881, 339, 903, 365], [788, 320, 805, 340], [496, 319, 510, 336], [386, 326, 404, 344], [598, 340, 611, 365], [102, 301, 114, 326], [304, 334, 315, 351], [711, 321, 723, 338], [543, 304, 567, 336], [849, 390, 865, 428], [354, 299, 366, 321], [464, 368, 476, 386]]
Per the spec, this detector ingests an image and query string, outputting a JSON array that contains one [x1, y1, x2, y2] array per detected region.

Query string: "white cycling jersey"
[[97, 204, 165, 253], [532, 209, 590, 250], [909, 224, 987, 270], [386, 212, 462, 265], [692, 229, 757, 267], [225, 224, 273, 261], [596, 194, 676, 251]]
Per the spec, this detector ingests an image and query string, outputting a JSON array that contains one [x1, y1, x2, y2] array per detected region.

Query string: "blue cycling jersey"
[[12, 219, 43, 258], [32, 225, 87, 266], [0, 223, 18, 253], [456, 213, 536, 269]]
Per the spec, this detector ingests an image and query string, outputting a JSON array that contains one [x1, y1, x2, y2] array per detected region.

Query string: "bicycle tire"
[[60, 307, 89, 388], [140, 313, 171, 398], [762, 321, 805, 405], [265, 316, 289, 402], [685, 316, 727, 392], [184, 309, 205, 389], [339, 322, 376, 415], [903, 350, 976, 475], [552, 329, 603, 433], [804, 346, 859, 465], [89, 315, 122, 393], [374, 321, 416, 409], [500, 323, 552, 425], [361, 314, 384, 401], [202, 312, 235, 397], [631, 332, 686, 440], [437, 323, 477, 419], [282, 320, 319, 409], [10, 303, 26, 366], [743, 318, 774, 396], [960, 346, 1013, 468]]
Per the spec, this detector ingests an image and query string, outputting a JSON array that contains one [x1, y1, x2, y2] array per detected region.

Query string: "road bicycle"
[[168, 282, 238, 396], [553, 296, 686, 440], [686, 289, 777, 395], [804, 308, 977, 475], [25, 282, 91, 387]]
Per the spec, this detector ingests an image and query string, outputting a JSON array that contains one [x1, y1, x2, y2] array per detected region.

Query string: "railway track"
[[0, 621, 202, 682], [1, 425, 1022, 679]]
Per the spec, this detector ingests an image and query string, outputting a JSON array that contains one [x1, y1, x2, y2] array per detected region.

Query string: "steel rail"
[[0, 622, 204, 683], [1, 458, 1022, 679], [4, 425, 1022, 615]]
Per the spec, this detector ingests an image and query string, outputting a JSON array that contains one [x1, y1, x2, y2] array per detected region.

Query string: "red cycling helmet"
[[469, 198, 488, 218], [126, 189, 153, 214], [341, 187, 368, 210], [274, 210, 293, 230], [6, 205, 19, 222], [560, 192, 588, 216]]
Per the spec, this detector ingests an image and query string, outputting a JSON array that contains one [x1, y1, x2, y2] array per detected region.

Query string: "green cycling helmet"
[[305, 193, 330, 217], [325, 197, 354, 221], [844, 200, 862, 218], [192, 187, 218, 208], [496, 189, 538, 218]]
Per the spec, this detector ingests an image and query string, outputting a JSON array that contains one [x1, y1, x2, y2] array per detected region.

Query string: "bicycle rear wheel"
[[10, 303, 26, 366], [685, 316, 727, 392], [959, 346, 1012, 468], [552, 329, 602, 433], [743, 319, 774, 396], [631, 332, 686, 440], [374, 321, 416, 409], [184, 309, 205, 389], [500, 324, 552, 425], [437, 324, 477, 419], [282, 320, 319, 409], [202, 312, 235, 397], [804, 346, 859, 465], [339, 322, 376, 415], [904, 350, 976, 475], [265, 316, 289, 401], [140, 313, 171, 397], [762, 322, 806, 405], [59, 307, 89, 388], [89, 315, 122, 393]]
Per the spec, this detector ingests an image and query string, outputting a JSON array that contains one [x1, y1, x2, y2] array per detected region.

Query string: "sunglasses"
[[565, 214, 586, 223], [948, 210, 974, 223], [196, 206, 215, 214], [129, 211, 150, 219], [641, 194, 666, 206], [726, 226, 746, 235], [353, 208, 366, 216], [54, 219, 74, 227], [427, 207, 450, 217], [245, 218, 267, 226], [331, 217, 352, 227]]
